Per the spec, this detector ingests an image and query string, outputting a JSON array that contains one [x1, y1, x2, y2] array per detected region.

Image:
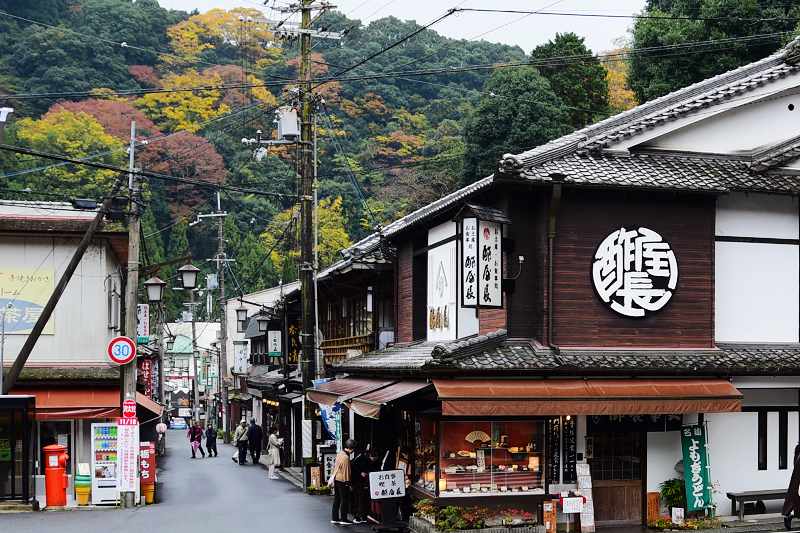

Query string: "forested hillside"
[[0, 0, 627, 319]]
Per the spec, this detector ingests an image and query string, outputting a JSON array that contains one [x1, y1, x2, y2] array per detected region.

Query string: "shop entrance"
[[589, 431, 643, 526]]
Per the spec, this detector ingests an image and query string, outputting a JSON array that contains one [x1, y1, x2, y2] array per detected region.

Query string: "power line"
[[456, 7, 800, 22]]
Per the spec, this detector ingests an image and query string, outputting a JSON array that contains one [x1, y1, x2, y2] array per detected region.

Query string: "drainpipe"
[[548, 183, 562, 354], [381, 236, 398, 345]]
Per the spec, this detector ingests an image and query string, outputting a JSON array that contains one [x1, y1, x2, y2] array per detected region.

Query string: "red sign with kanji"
[[138, 359, 152, 398], [140, 441, 156, 484]]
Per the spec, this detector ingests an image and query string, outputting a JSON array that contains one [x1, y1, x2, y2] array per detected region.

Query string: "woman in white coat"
[[266, 426, 284, 479]]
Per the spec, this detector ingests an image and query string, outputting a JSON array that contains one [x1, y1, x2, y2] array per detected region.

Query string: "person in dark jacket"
[[248, 418, 263, 464], [187, 421, 205, 458], [350, 448, 380, 524], [205, 423, 218, 457], [783, 442, 800, 529]]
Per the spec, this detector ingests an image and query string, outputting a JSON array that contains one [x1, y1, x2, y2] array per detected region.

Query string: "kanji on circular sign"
[[122, 399, 137, 418], [108, 336, 136, 364]]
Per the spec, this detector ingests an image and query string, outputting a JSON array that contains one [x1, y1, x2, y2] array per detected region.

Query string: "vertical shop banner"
[[320, 403, 342, 452], [233, 341, 247, 374], [286, 313, 301, 370], [137, 359, 152, 398], [136, 304, 149, 343], [477, 221, 502, 308], [139, 441, 155, 484], [681, 424, 712, 511], [116, 418, 139, 492], [0, 268, 55, 334], [461, 217, 478, 307], [268, 330, 281, 359]]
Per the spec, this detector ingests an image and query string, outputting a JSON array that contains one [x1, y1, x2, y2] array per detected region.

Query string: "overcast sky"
[[156, 0, 647, 55]]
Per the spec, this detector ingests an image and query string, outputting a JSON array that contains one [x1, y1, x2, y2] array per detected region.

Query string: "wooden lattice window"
[[590, 432, 642, 481]]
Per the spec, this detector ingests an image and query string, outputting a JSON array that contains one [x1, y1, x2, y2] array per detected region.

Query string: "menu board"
[[547, 418, 560, 484], [577, 463, 595, 533]]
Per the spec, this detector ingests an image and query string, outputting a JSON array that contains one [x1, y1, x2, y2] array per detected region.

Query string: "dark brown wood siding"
[[506, 190, 548, 340], [551, 189, 714, 348], [397, 240, 414, 343]]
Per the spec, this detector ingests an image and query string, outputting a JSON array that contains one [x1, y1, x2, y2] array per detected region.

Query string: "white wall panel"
[[715, 241, 799, 343], [717, 193, 799, 239], [646, 431, 682, 495], [706, 412, 796, 515], [742, 388, 799, 407]]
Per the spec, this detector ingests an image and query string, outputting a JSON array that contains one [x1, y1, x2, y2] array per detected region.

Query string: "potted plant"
[[659, 477, 687, 511]]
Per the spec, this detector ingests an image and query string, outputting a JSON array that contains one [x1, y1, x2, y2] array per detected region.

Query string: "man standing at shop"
[[248, 418, 263, 465], [233, 419, 249, 465], [331, 439, 358, 525]]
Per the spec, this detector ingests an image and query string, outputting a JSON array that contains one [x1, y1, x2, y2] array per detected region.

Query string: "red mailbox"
[[43, 444, 69, 507]]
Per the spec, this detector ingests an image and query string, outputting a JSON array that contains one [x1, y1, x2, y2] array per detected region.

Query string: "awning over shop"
[[307, 377, 396, 406], [349, 380, 432, 419], [11, 386, 121, 420], [136, 392, 163, 418], [433, 378, 742, 417]]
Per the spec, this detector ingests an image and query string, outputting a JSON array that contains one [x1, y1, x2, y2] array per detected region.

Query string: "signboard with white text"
[[116, 417, 139, 492], [136, 304, 149, 343], [369, 469, 406, 499]]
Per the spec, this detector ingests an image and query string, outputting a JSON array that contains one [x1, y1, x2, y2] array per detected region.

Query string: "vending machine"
[[90, 422, 141, 505], [90, 422, 118, 505]]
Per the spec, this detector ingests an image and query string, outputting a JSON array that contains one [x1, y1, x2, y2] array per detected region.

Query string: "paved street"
[[2, 429, 351, 532]]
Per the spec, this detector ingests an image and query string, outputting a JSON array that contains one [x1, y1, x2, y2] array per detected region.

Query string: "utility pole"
[[121, 121, 140, 509], [298, 0, 317, 464], [217, 197, 231, 443]]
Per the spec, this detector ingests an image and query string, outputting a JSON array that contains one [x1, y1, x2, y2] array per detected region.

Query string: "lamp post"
[[143, 277, 166, 406], [178, 262, 201, 425]]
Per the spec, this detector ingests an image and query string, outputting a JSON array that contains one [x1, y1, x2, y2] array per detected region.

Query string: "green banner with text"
[[681, 424, 712, 511]]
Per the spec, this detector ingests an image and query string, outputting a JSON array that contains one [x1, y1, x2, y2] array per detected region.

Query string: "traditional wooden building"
[[308, 37, 800, 526]]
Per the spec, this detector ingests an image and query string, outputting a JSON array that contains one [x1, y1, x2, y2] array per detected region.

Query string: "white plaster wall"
[[1, 235, 121, 363], [428, 221, 456, 246], [716, 193, 799, 239], [647, 431, 683, 496], [612, 75, 800, 154], [715, 241, 799, 342], [705, 411, 797, 516]]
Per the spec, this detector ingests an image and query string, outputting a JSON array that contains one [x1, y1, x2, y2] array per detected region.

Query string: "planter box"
[[410, 516, 545, 533]]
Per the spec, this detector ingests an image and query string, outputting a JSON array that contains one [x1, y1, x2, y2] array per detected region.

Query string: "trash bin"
[[74, 474, 91, 505]]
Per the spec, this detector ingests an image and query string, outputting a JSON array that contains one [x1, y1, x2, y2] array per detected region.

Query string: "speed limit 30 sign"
[[108, 336, 136, 364]]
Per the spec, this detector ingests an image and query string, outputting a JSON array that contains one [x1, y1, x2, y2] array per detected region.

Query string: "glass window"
[[38, 421, 72, 475], [427, 420, 546, 497]]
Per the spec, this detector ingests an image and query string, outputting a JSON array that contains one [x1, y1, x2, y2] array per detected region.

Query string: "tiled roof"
[[336, 329, 800, 375], [499, 39, 800, 174], [247, 368, 301, 388]]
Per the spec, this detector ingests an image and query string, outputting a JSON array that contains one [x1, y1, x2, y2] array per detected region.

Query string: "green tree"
[[141, 208, 165, 268], [628, 0, 800, 103], [163, 220, 190, 319], [460, 67, 572, 185], [530, 33, 610, 130]]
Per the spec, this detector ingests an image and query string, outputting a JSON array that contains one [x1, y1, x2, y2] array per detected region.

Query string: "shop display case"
[[414, 418, 546, 498]]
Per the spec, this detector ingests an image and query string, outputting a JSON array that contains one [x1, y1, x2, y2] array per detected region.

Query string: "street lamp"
[[257, 313, 269, 333], [236, 303, 248, 323], [178, 263, 200, 290], [166, 336, 175, 351], [143, 277, 166, 303]]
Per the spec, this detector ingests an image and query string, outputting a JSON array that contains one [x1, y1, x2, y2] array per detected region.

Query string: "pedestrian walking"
[[188, 421, 205, 458], [248, 418, 263, 464], [783, 442, 800, 529], [233, 419, 249, 465], [205, 423, 218, 457], [350, 448, 380, 524], [266, 426, 284, 479], [331, 439, 358, 525]]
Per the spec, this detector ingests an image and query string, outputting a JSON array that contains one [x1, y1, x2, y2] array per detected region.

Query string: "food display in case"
[[415, 419, 546, 498], [414, 418, 437, 492]]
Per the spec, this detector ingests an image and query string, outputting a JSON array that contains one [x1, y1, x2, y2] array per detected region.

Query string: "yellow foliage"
[[601, 48, 637, 113], [16, 109, 125, 196], [162, 8, 278, 71], [132, 70, 232, 132], [260, 197, 352, 274]]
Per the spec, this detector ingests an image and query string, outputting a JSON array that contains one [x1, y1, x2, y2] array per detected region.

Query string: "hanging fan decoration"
[[465, 431, 491, 446]]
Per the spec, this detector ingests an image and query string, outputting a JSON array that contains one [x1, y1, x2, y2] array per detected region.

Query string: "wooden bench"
[[727, 490, 786, 520]]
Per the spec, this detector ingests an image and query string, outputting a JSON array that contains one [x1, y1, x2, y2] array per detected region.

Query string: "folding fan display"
[[465, 430, 491, 444]]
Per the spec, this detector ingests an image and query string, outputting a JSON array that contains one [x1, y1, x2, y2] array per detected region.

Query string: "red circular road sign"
[[122, 399, 137, 418], [108, 336, 136, 364]]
